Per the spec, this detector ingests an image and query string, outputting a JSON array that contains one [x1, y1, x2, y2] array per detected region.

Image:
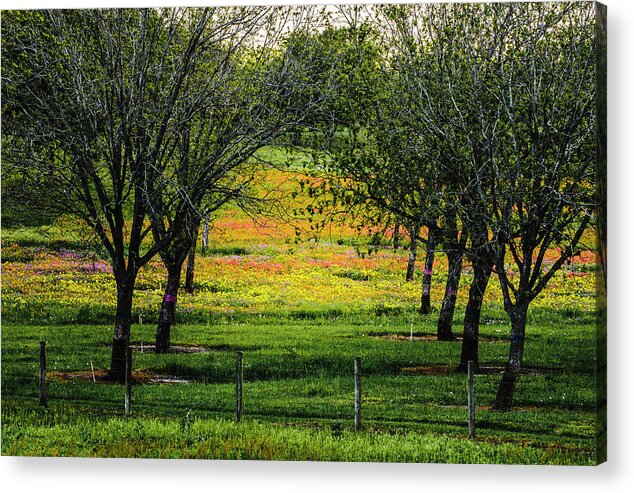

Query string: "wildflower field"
[[1, 166, 600, 464]]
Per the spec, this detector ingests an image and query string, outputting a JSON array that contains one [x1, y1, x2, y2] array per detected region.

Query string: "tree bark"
[[393, 218, 401, 251], [405, 223, 419, 282], [419, 228, 436, 314], [437, 247, 463, 341], [155, 264, 182, 354], [457, 256, 492, 372], [185, 231, 198, 294], [106, 272, 137, 382], [492, 302, 529, 411]]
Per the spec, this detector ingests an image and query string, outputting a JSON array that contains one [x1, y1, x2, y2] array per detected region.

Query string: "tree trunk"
[[106, 273, 136, 383], [457, 257, 492, 372], [155, 264, 182, 354], [405, 224, 419, 282], [185, 232, 197, 294], [492, 303, 529, 411], [437, 248, 463, 341], [393, 218, 401, 251], [419, 228, 436, 314], [292, 128, 302, 146]]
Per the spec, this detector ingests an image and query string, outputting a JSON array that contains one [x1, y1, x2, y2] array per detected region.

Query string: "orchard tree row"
[[298, 2, 603, 410]]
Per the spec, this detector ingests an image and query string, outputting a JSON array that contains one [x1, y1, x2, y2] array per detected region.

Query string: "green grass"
[[0, 409, 594, 464], [1, 315, 599, 463], [251, 145, 316, 171]]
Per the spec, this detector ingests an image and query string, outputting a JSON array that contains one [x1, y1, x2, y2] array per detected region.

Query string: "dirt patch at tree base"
[[48, 369, 191, 384], [401, 364, 562, 376], [129, 343, 229, 354], [377, 334, 444, 342], [96, 342, 230, 354], [372, 334, 507, 343]]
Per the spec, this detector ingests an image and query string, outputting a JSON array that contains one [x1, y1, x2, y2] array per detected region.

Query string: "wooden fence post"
[[202, 213, 209, 255], [468, 360, 475, 439], [236, 351, 244, 422], [39, 341, 47, 407], [125, 343, 132, 415], [354, 356, 362, 431]]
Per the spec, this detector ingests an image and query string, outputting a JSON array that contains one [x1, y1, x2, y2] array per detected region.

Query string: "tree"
[[375, 3, 497, 350], [2, 7, 323, 377], [311, 6, 479, 341], [419, 225, 438, 315], [404, 221, 420, 282], [184, 232, 198, 295], [294, 14, 455, 332], [149, 6, 336, 353], [344, 71, 462, 340], [479, 4, 598, 410], [377, 2, 598, 390], [3, 8, 186, 380], [435, 216, 467, 341]]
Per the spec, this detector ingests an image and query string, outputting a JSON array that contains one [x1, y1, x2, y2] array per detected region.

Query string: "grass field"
[[1, 169, 601, 464]]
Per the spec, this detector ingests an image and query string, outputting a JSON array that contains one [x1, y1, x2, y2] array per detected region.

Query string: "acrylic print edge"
[[594, 0, 608, 466]]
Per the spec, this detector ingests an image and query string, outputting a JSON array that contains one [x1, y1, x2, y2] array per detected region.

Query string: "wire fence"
[[3, 340, 480, 437]]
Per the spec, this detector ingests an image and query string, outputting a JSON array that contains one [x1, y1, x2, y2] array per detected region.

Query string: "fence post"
[[354, 356, 362, 431], [125, 343, 132, 415], [468, 360, 475, 439], [90, 357, 96, 383], [236, 351, 244, 422], [39, 341, 47, 407], [202, 213, 209, 255]]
